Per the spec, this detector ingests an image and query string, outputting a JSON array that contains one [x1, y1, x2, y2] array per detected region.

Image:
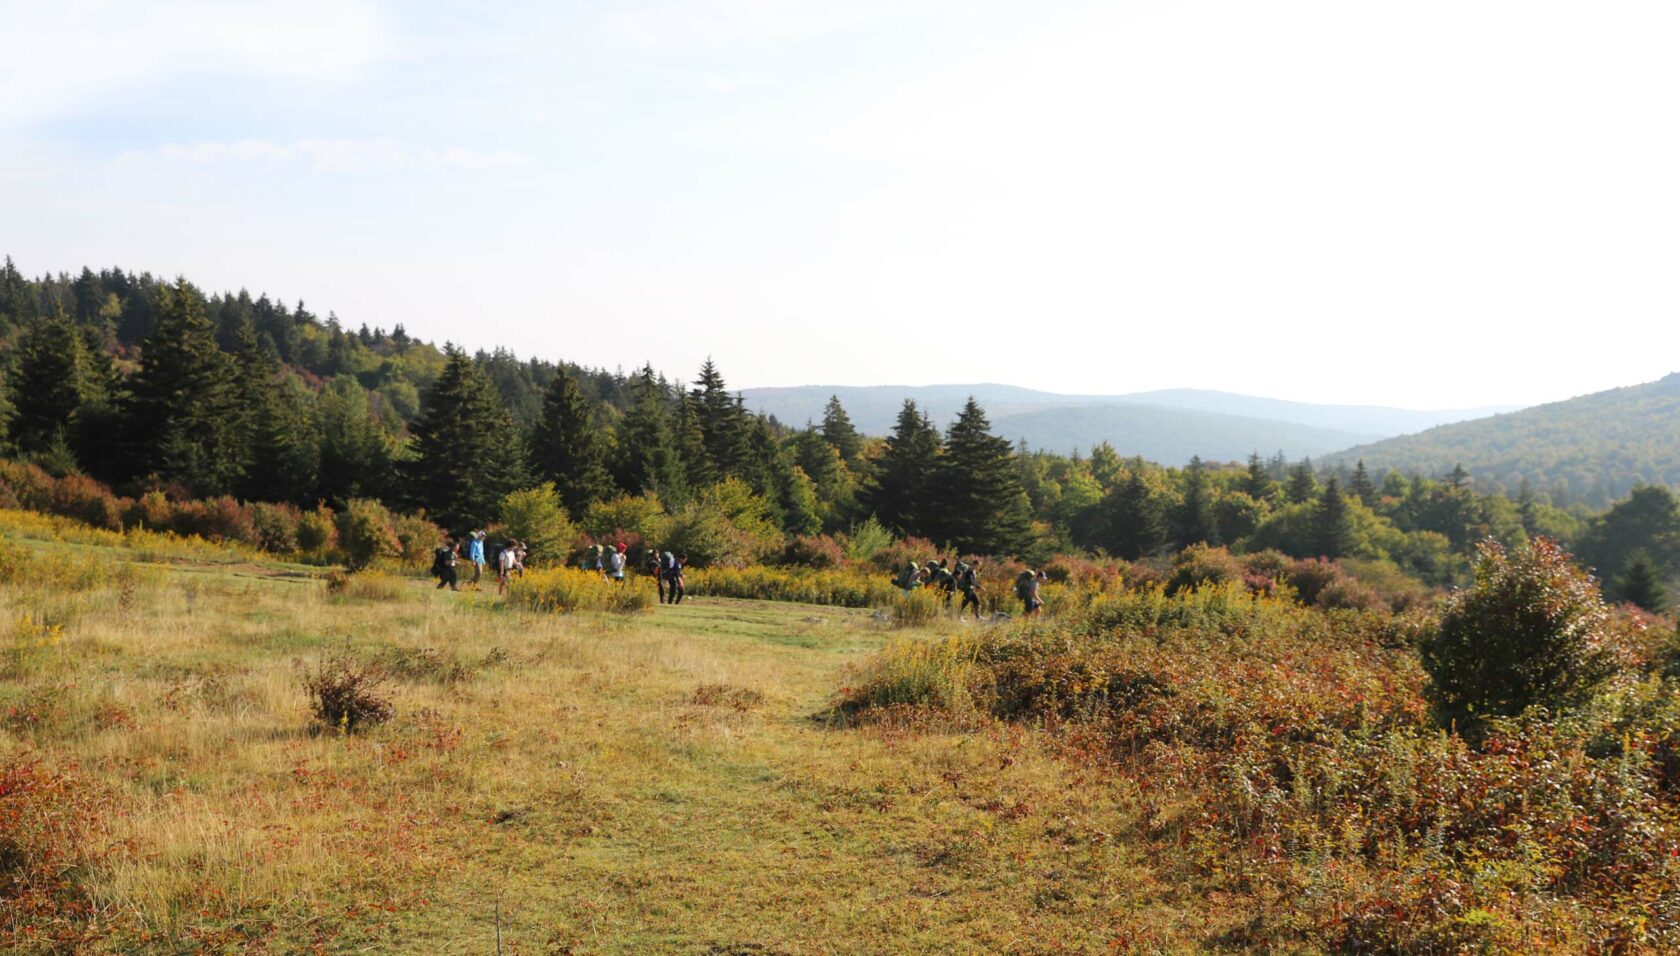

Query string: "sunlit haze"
[[5, 1, 1678, 408]]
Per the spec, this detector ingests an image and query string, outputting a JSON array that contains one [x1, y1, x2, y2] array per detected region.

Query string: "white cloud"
[[0, 0, 389, 127], [114, 139, 528, 172]]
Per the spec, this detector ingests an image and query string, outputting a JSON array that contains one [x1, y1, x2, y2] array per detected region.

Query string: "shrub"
[[248, 501, 302, 552], [841, 517, 894, 564], [335, 498, 400, 572], [868, 535, 941, 575], [581, 494, 668, 544], [296, 502, 339, 555], [389, 510, 444, 567], [889, 588, 944, 627], [684, 565, 899, 608], [499, 483, 576, 567], [1286, 557, 1344, 605], [1167, 544, 1244, 595], [302, 656, 394, 733], [1422, 537, 1616, 729], [49, 475, 123, 531], [779, 534, 845, 570], [505, 567, 653, 614], [125, 489, 174, 531], [0, 756, 109, 947]]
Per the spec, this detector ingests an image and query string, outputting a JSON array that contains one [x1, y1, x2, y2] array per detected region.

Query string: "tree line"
[[1, 258, 1675, 606]]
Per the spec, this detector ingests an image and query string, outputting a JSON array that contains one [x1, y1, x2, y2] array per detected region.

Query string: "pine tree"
[[121, 279, 246, 494], [1314, 475, 1354, 559], [866, 400, 940, 539], [315, 380, 395, 504], [1517, 480, 1540, 537], [670, 391, 711, 497], [1350, 459, 1377, 508], [529, 365, 610, 518], [10, 310, 96, 459], [820, 395, 863, 465], [615, 365, 686, 500], [1104, 470, 1169, 560], [405, 345, 529, 529], [1446, 463, 1471, 490], [1243, 452, 1275, 501], [931, 398, 1032, 554], [232, 318, 316, 503], [1174, 456, 1220, 547], [1617, 550, 1668, 612], [1286, 459, 1318, 504], [693, 359, 748, 480]]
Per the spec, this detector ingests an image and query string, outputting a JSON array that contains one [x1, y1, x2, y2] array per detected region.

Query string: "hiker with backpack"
[[432, 540, 459, 591], [608, 543, 627, 583], [496, 539, 519, 595], [468, 530, 487, 587], [668, 553, 688, 605], [645, 548, 665, 602], [895, 561, 924, 596], [926, 560, 957, 608], [659, 550, 678, 603], [1015, 569, 1047, 616], [955, 560, 982, 619]]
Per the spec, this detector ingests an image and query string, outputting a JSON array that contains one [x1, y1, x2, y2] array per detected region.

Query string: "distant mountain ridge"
[[1325, 373, 1680, 508], [740, 384, 1514, 464]]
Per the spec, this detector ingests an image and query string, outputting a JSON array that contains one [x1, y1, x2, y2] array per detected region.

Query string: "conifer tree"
[[314, 380, 395, 503], [615, 365, 686, 500], [1287, 459, 1318, 503], [10, 310, 96, 459], [232, 318, 316, 503], [931, 398, 1032, 554], [1617, 550, 1668, 612], [670, 391, 712, 496], [866, 400, 940, 539], [529, 365, 609, 518], [121, 280, 246, 495], [1517, 480, 1540, 537], [820, 395, 863, 465], [1174, 455, 1220, 547], [405, 345, 529, 528], [1314, 475, 1354, 559], [1351, 459, 1377, 508], [1103, 470, 1169, 560], [693, 359, 748, 480], [1243, 452, 1275, 502]]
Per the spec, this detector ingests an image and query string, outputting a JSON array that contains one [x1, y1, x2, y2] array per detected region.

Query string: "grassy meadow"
[[6, 506, 1679, 954], [1, 509, 1190, 954]]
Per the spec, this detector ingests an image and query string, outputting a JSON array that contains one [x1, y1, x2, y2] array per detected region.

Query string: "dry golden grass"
[[0, 521, 1212, 954]]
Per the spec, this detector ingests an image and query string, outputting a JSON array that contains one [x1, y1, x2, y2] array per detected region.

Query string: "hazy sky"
[[4, 1, 1678, 408]]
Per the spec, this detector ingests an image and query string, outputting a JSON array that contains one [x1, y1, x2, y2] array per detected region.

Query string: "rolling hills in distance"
[[739, 384, 1516, 464], [1326, 373, 1680, 508]]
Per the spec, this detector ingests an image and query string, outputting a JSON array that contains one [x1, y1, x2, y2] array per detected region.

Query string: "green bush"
[[1422, 537, 1616, 729], [499, 483, 576, 567], [296, 502, 339, 555], [335, 498, 400, 572]]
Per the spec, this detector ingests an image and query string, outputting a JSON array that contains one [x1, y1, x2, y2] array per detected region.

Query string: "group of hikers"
[[891, 558, 1051, 618], [580, 543, 691, 605], [431, 530, 528, 595], [430, 531, 1049, 618]]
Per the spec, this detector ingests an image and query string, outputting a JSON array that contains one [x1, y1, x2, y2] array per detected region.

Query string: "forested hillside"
[[1329, 374, 1680, 508], [4, 257, 1679, 603]]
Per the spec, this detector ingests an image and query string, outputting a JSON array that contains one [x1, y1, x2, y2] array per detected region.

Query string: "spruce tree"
[[931, 398, 1032, 554], [121, 279, 246, 495], [405, 345, 529, 529], [10, 310, 96, 459], [866, 400, 940, 539], [315, 380, 396, 504], [1517, 480, 1540, 537], [820, 395, 863, 465], [1618, 550, 1668, 613], [1350, 460, 1377, 508], [1314, 475, 1354, 559], [693, 359, 748, 480], [615, 365, 686, 500], [1286, 459, 1318, 504], [529, 365, 610, 518], [670, 391, 712, 496], [1174, 455, 1220, 547], [1243, 452, 1275, 502], [233, 319, 317, 503], [1104, 470, 1168, 560]]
